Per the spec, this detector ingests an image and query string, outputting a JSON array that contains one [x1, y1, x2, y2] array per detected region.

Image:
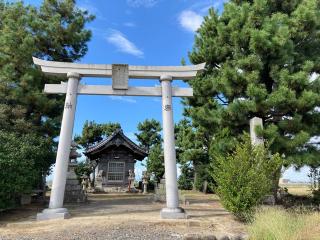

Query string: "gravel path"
[[1, 222, 184, 240], [0, 193, 246, 240]]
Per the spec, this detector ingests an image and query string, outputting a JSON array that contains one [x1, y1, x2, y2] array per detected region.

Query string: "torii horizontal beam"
[[33, 57, 205, 80], [44, 83, 193, 97]]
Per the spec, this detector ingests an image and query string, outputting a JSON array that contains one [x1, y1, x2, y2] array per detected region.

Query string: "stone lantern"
[[142, 171, 149, 194], [64, 141, 87, 203]]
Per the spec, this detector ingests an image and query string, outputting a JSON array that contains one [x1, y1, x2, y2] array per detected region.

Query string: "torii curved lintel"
[[32, 57, 205, 80]]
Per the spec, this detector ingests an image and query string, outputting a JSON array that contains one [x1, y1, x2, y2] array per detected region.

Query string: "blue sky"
[[72, 0, 221, 141], [73, 0, 219, 180], [22, 0, 310, 182]]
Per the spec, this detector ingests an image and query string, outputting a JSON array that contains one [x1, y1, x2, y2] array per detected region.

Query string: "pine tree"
[[146, 143, 164, 182], [135, 119, 162, 152], [187, 0, 320, 168], [75, 121, 121, 149], [135, 119, 163, 180], [0, 0, 94, 208], [175, 119, 211, 190], [0, 0, 94, 138]]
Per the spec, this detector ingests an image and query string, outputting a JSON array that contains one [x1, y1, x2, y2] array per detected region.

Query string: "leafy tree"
[[146, 143, 164, 182], [212, 134, 282, 221], [187, 0, 320, 191], [0, 131, 54, 209], [0, 0, 93, 208], [75, 121, 121, 148], [135, 119, 162, 152]]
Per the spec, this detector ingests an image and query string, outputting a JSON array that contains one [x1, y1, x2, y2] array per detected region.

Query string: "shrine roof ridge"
[[84, 128, 147, 157], [33, 57, 205, 80]]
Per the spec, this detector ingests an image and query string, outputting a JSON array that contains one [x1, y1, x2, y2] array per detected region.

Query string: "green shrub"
[[0, 131, 54, 210], [211, 133, 282, 221]]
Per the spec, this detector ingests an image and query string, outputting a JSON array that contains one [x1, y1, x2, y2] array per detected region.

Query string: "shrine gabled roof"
[[84, 129, 147, 160]]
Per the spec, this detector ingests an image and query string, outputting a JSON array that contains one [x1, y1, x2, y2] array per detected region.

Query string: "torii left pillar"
[[37, 72, 80, 220]]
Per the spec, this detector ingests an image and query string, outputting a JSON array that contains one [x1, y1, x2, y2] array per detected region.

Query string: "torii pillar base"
[[160, 207, 186, 219], [37, 208, 70, 221]]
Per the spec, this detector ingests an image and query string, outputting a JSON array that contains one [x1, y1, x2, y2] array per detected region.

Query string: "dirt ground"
[[0, 192, 247, 240]]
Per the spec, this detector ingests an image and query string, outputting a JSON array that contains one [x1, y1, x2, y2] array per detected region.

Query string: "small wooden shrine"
[[84, 129, 147, 191]]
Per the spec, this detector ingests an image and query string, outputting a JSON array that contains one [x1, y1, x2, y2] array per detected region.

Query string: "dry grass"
[[280, 183, 312, 196], [248, 207, 320, 240]]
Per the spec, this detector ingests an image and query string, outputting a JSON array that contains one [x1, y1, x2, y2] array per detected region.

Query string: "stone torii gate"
[[33, 57, 205, 220]]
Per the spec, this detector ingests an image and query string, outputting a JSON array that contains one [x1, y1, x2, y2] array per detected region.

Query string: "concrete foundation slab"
[[37, 208, 70, 221], [160, 207, 186, 219]]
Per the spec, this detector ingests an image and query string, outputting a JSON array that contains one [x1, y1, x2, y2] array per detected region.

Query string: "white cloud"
[[109, 96, 137, 103], [124, 22, 136, 27], [189, 0, 227, 13], [78, 0, 106, 20], [127, 0, 158, 8], [106, 30, 144, 58], [178, 10, 203, 32]]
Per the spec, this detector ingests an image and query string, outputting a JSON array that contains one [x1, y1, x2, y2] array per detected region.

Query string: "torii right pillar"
[[160, 75, 186, 219]]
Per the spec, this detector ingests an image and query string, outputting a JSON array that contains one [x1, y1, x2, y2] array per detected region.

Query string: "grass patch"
[[248, 207, 320, 240], [280, 184, 312, 197]]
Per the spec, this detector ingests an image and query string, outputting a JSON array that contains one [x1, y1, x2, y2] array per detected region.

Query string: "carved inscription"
[[65, 102, 73, 109], [164, 104, 171, 111], [112, 64, 129, 90]]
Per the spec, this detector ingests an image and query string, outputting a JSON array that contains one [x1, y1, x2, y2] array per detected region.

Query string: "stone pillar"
[[160, 75, 185, 219], [142, 171, 148, 194], [37, 72, 80, 221], [250, 117, 264, 146]]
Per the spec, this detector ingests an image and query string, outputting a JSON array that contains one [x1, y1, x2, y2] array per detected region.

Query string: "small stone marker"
[[249, 117, 264, 146], [112, 64, 128, 90], [142, 171, 149, 194]]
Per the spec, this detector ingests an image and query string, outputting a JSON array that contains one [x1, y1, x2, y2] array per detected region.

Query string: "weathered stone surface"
[[160, 207, 186, 219], [112, 64, 129, 90], [64, 162, 87, 203], [154, 179, 166, 202], [262, 194, 275, 205], [249, 117, 264, 146], [183, 234, 217, 240], [33, 57, 205, 80], [36, 208, 70, 221]]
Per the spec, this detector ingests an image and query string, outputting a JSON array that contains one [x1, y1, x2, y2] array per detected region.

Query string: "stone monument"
[[154, 178, 166, 202], [142, 171, 149, 194], [250, 117, 264, 146], [95, 170, 105, 191], [127, 169, 137, 192]]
